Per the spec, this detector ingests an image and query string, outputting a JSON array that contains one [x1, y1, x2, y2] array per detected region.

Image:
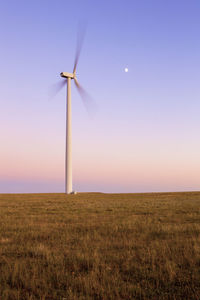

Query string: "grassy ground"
[[0, 192, 200, 299]]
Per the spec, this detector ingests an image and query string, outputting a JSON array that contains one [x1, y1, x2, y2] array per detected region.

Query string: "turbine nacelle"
[[60, 72, 74, 79]]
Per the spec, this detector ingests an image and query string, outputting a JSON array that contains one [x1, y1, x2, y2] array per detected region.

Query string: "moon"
[[125, 67, 128, 72]]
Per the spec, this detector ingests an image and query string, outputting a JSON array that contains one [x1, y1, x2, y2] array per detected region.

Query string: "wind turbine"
[[55, 29, 93, 194]]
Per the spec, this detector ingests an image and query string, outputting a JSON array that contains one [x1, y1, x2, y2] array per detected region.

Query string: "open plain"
[[0, 192, 200, 299]]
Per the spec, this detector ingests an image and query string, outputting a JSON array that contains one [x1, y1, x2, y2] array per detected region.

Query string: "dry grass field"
[[0, 192, 200, 299]]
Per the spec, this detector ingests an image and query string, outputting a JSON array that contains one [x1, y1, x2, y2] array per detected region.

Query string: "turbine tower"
[[61, 72, 73, 194], [60, 71, 80, 194], [56, 29, 92, 194]]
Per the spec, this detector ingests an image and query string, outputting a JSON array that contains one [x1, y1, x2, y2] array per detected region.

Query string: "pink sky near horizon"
[[1, 127, 200, 192]]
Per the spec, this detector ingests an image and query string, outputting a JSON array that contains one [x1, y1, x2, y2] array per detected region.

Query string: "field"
[[0, 192, 200, 299]]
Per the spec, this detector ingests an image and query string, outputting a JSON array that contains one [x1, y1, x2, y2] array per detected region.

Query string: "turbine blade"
[[49, 80, 67, 99], [73, 22, 87, 75], [74, 77, 96, 115]]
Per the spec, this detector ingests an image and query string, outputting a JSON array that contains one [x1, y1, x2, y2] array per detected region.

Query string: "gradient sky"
[[0, 0, 200, 193]]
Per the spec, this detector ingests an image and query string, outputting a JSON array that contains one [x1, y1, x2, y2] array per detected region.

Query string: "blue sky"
[[0, 0, 200, 193]]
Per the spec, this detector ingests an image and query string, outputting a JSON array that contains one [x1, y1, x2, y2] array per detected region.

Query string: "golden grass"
[[0, 192, 200, 299]]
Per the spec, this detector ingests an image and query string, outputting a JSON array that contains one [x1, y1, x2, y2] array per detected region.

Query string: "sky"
[[0, 0, 200, 193]]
